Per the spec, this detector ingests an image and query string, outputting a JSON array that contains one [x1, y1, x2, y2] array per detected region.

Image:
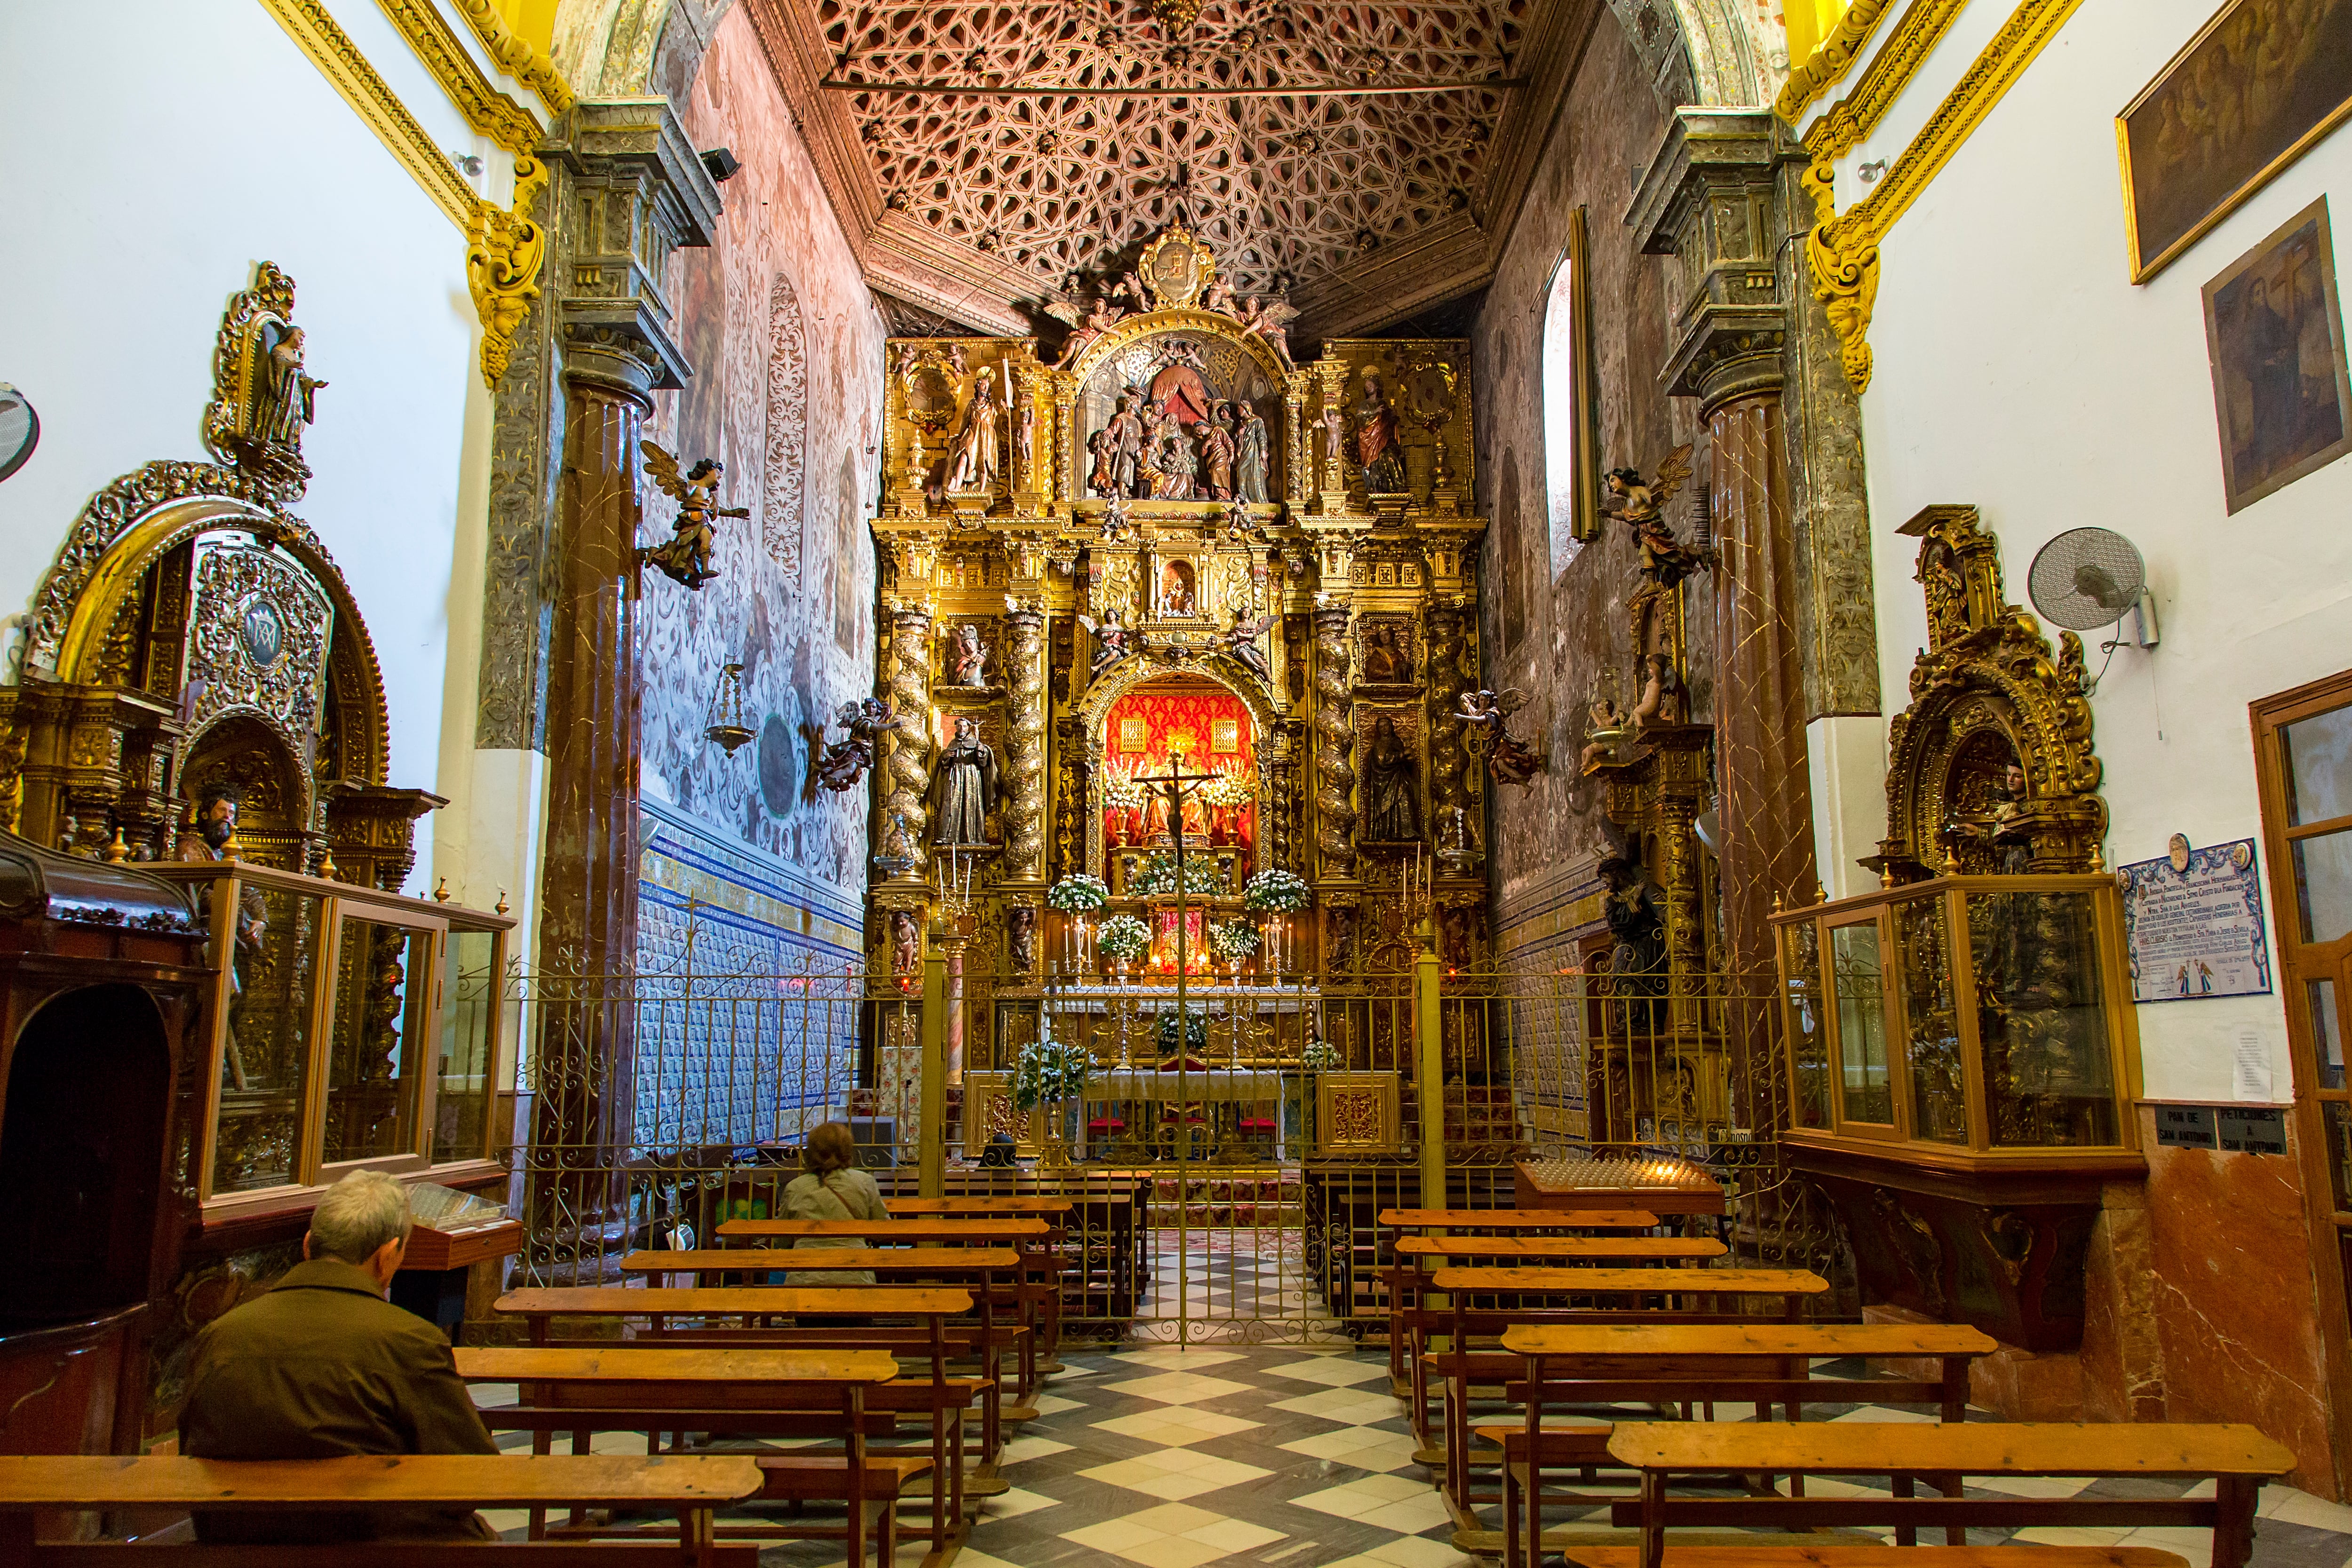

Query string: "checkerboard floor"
[[474, 1345, 2352, 1568]]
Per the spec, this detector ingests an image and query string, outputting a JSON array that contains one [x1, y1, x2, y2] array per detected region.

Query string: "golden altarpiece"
[[0, 263, 513, 1445], [861, 228, 1496, 1170], [1771, 504, 2143, 1352]]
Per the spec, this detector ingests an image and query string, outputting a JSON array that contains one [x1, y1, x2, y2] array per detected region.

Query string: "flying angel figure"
[[1046, 293, 1126, 366], [641, 441, 747, 589], [1458, 687, 1547, 788], [1077, 607, 1137, 677], [1234, 295, 1301, 369], [813, 697, 893, 795], [1218, 610, 1276, 683]]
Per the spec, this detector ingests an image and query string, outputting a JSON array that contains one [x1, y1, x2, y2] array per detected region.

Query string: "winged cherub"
[[1046, 292, 1127, 367], [814, 697, 894, 794], [1234, 294, 1300, 370], [1458, 687, 1547, 789], [1601, 443, 1706, 660], [641, 441, 749, 589]]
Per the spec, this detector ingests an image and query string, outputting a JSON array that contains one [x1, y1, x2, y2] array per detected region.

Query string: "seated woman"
[[783, 1121, 891, 1285]]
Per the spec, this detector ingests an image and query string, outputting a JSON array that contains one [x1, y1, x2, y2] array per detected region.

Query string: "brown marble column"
[[524, 330, 659, 1279]]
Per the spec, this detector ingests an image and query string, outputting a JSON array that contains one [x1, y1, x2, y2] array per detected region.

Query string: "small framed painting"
[[2117, 0, 2352, 282], [2201, 197, 2351, 513], [1118, 715, 1150, 752], [1211, 718, 1241, 755]]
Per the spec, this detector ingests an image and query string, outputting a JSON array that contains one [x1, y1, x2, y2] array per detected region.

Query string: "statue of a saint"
[[179, 785, 269, 1090], [252, 324, 326, 447], [1968, 761, 2034, 875], [945, 375, 1001, 493], [1234, 401, 1270, 502], [1152, 432, 1197, 500], [1353, 368, 1406, 493], [1599, 853, 1667, 1033], [1106, 391, 1148, 498], [1087, 426, 1119, 497], [1015, 401, 1035, 485], [1194, 419, 1236, 500], [930, 716, 999, 845], [948, 622, 991, 688], [1360, 716, 1420, 842], [1007, 906, 1037, 974], [1363, 624, 1411, 683]]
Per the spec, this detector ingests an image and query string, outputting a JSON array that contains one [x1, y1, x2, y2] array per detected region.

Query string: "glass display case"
[[1770, 873, 2141, 1160], [146, 859, 515, 1220]]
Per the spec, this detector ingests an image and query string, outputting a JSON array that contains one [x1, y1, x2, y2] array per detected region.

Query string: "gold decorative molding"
[[448, 0, 575, 116], [257, 0, 474, 230], [375, 0, 542, 154], [1806, 0, 2085, 391], [1774, 0, 1900, 125], [467, 154, 550, 386], [1800, 0, 1969, 162]]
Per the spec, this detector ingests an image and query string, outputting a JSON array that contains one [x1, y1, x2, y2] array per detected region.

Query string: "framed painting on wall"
[[2201, 197, 2351, 513], [2117, 0, 2352, 283]]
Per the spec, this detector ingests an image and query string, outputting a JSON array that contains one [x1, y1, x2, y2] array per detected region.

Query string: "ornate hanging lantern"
[[702, 661, 754, 755]]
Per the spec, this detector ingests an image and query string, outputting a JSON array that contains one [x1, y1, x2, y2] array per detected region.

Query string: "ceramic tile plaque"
[[2120, 836, 2273, 1003]]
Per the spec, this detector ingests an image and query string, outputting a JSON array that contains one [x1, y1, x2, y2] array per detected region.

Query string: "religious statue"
[[945, 373, 1002, 493], [1319, 399, 1347, 475], [948, 622, 991, 688], [1234, 400, 1270, 502], [930, 716, 999, 845], [1006, 906, 1037, 974], [1579, 694, 1627, 772], [1630, 653, 1685, 730], [179, 785, 269, 1089], [175, 782, 242, 862], [1079, 606, 1135, 675], [1160, 562, 1196, 616], [890, 909, 920, 974], [1219, 610, 1275, 683], [1151, 431, 1198, 501], [1458, 687, 1546, 788], [815, 697, 892, 793], [1087, 426, 1119, 496], [1105, 391, 1149, 497], [1360, 716, 1421, 843], [1362, 624, 1411, 683], [1598, 852, 1668, 1033], [253, 324, 326, 447], [1960, 760, 2035, 875], [641, 443, 747, 589], [1327, 907, 1355, 971], [1235, 295, 1299, 369], [1047, 293, 1125, 367], [1603, 444, 1703, 662], [1194, 419, 1236, 500], [1353, 367, 1406, 493], [1015, 401, 1035, 484]]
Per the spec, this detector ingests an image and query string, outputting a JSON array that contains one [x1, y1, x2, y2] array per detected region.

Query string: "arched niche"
[[5, 461, 416, 879], [1064, 312, 1294, 503], [1074, 655, 1286, 882]]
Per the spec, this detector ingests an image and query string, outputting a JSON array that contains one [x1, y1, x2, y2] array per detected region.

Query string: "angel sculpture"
[[1234, 294, 1300, 370], [1200, 275, 1238, 316], [814, 697, 893, 794], [1079, 606, 1136, 677], [1602, 443, 1706, 660], [1219, 609, 1276, 683], [1579, 694, 1627, 773], [1458, 687, 1547, 789], [1047, 293, 1126, 368], [640, 442, 748, 589], [1111, 270, 1154, 314]]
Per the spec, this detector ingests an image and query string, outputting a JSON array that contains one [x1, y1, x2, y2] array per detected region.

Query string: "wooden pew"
[[622, 1247, 1031, 1401], [0, 1453, 763, 1566], [1377, 1210, 1663, 1387], [1486, 1323, 1997, 1568], [453, 1347, 917, 1568], [876, 1201, 1074, 1358], [1420, 1267, 1830, 1510], [1600, 1421, 2297, 1568]]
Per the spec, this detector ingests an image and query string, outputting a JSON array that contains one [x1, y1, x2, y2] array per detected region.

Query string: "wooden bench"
[[1419, 1268, 1829, 1509], [1604, 1421, 2297, 1568], [878, 1202, 1074, 1356], [1485, 1324, 1998, 1568], [454, 1347, 921, 1567], [0, 1453, 763, 1566], [1377, 1210, 1663, 1386]]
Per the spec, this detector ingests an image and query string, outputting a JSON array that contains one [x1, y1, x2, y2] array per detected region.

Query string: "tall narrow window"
[[1541, 208, 1597, 573]]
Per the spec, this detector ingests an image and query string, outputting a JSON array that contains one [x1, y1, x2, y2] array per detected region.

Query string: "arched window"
[[1540, 216, 1595, 574]]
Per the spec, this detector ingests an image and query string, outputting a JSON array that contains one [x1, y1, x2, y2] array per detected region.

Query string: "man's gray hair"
[[308, 1170, 414, 1263]]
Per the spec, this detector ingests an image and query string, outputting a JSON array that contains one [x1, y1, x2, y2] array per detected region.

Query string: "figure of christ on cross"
[[1134, 749, 1224, 1006]]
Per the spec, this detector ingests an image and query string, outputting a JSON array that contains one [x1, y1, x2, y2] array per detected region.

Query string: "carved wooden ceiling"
[[749, 0, 1604, 338]]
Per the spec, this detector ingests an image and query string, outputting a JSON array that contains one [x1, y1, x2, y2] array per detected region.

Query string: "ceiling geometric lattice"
[[822, 0, 1524, 301]]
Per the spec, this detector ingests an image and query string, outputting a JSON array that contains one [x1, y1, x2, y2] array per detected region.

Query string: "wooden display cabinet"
[[1771, 873, 2145, 1348]]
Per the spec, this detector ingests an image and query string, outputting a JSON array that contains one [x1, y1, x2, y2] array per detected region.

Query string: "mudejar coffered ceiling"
[[747, 0, 1607, 337]]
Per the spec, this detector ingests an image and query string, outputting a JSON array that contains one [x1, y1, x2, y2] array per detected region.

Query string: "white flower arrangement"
[[1096, 913, 1152, 963], [1209, 920, 1261, 963], [1013, 1030, 1092, 1111], [1046, 874, 1111, 913], [1129, 853, 1226, 899], [1300, 1035, 1343, 1071], [1242, 868, 1313, 912]]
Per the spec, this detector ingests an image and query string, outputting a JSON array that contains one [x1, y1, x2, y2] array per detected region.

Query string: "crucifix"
[[1134, 747, 1221, 1045]]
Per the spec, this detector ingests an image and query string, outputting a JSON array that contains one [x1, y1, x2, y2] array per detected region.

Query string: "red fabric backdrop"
[[1101, 686, 1255, 775]]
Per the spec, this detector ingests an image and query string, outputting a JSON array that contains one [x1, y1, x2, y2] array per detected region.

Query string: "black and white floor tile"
[[474, 1344, 2352, 1568]]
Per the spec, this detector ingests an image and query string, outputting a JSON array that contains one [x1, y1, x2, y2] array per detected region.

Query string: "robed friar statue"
[[930, 716, 1000, 845]]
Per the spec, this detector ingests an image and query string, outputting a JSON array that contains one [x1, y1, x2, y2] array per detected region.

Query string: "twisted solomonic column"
[[1425, 601, 1472, 860], [883, 605, 934, 875], [1004, 607, 1047, 879], [1313, 604, 1356, 877]]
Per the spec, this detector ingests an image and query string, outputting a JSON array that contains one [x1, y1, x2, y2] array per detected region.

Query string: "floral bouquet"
[[1300, 1035, 1343, 1071], [1046, 874, 1111, 913], [1155, 1009, 1211, 1057], [1201, 770, 1255, 808], [1242, 867, 1312, 911], [1209, 920, 1261, 964], [1013, 1029, 1093, 1111], [1129, 853, 1227, 899], [1096, 913, 1152, 964]]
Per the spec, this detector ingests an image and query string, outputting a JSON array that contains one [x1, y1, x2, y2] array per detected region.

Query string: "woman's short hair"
[[308, 1169, 414, 1263], [803, 1121, 861, 1176]]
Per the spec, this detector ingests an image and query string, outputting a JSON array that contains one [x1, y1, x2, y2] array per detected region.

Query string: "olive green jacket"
[[181, 1256, 496, 1539]]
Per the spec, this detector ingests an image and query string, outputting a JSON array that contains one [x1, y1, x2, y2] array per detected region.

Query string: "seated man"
[[181, 1168, 500, 1542]]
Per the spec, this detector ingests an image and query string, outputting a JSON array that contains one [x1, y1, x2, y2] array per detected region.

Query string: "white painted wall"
[[0, 0, 507, 896], [1852, 0, 2352, 1100]]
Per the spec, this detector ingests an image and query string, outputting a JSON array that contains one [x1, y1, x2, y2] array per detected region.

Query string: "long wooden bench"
[[454, 1347, 922, 1567], [1483, 1324, 1998, 1568], [0, 1453, 763, 1566], [1603, 1421, 2297, 1568], [1377, 1210, 1663, 1385], [874, 1202, 1074, 1357]]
